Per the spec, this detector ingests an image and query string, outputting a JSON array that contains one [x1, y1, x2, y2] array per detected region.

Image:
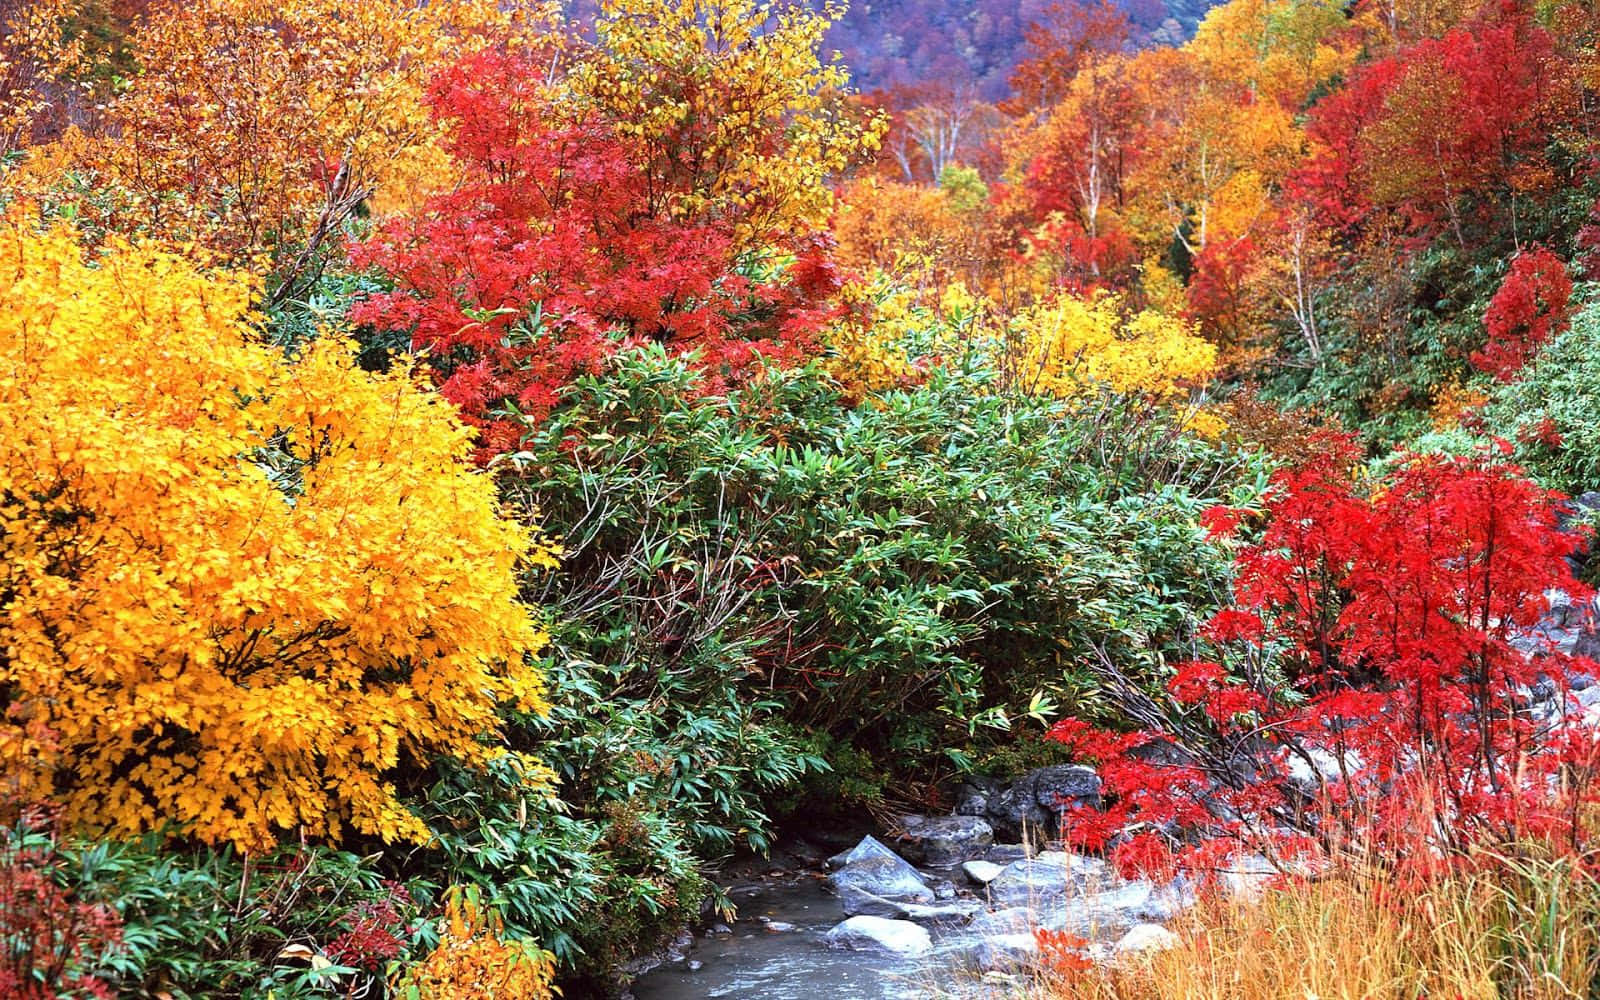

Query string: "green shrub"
[[32, 826, 414, 1000], [1480, 292, 1600, 495], [500, 346, 1257, 813]]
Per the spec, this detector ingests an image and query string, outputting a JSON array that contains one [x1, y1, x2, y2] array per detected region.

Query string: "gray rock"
[[827, 836, 935, 913], [954, 777, 1000, 817], [1285, 746, 1361, 791], [968, 907, 1033, 937], [985, 843, 1034, 863], [825, 834, 898, 870], [1114, 923, 1180, 956], [836, 884, 919, 918], [1032, 764, 1102, 810], [988, 781, 1052, 836], [1220, 854, 1279, 900], [1576, 629, 1600, 665], [982, 765, 1104, 838], [965, 933, 1040, 971], [823, 916, 933, 956], [897, 813, 994, 865], [986, 852, 1110, 907], [982, 878, 1191, 940], [686, 959, 704, 972], [896, 900, 983, 926], [962, 860, 1004, 885]]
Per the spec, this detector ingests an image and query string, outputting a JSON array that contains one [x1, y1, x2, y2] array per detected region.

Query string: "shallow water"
[[631, 870, 983, 1000]]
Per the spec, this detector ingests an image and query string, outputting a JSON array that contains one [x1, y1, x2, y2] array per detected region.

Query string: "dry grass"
[[1025, 849, 1600, 1000]]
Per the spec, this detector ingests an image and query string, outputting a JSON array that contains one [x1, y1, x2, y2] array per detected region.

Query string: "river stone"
[[827, 836, 935, 914], [1220, 854, 1279, 900], [965, 933, 1039, 971], [823, 915, 933, 956], [962, 859, 1004, 885], [968, 906, 1033, 937], [898, 813, 994, 865], [1114, 923, 1180, 956], [983, 765, 1104, 838], [1032, 764, 1102, 810], [1002, 879, 1190, 939], [986, 852, 1110, 906], [837, 884, 918, 918], [1068, 881, 1189, 933], [896, 900, 983, 926], [826, 834, 899, 870], [985, 843, 1033, 863], [954, 777, 999, 816]]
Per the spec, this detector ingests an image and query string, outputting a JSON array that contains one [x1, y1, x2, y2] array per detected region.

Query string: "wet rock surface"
[[631, 832, 1194, 999]]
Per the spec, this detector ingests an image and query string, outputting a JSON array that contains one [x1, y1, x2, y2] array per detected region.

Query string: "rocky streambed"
[[631, 766, 1207, 1000]]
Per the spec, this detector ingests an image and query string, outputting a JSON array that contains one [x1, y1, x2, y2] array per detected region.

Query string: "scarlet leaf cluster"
[[1472, 246, 1573, 380], [1295, 7, 1559, 246], [1050, 447, 1600, 877], [353, 0, 875, 455]]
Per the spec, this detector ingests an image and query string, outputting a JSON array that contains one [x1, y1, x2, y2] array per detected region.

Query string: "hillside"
[[825, 0, 1220, 97]]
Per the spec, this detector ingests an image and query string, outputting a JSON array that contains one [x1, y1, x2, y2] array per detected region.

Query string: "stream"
[[630, 863, 1004, 1000]]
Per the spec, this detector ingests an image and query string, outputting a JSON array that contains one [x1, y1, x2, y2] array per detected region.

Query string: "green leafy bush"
[[1480, 293, 1600, 495], [14, 822, 415, 1000], [501, 346, 1258, 814]]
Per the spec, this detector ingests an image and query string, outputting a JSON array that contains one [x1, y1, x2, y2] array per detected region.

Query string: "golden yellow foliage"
[[0, 219, 553, 851], [1431, 378, 1490, 430], [1187, 0, 1356, 110], [822, 275, 933, 399], [570, 0, 884, 250], [833, 176, 965, 290], [391, 889, 557, 1000], [1004, 290, 1218, 399]]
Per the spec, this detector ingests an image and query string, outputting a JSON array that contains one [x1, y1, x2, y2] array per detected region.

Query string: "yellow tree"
[[1187, 0, 1356, 110], [1003, 289, 1218, 399], [1124, 47, 1302, 258], [0, 0, 81, 155], [568, 0, 884, 255], [0, 219, 554, 851]]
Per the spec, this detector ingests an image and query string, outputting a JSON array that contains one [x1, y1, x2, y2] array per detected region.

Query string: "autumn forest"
[[5, 0, 1600, 996]]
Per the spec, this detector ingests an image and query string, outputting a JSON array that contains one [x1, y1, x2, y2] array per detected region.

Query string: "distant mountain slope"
[[823, 0, 1222, 99]]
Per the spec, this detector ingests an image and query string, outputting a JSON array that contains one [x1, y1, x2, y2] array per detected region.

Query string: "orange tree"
[[0, 218, 553, 851], [69, 0, 558, 294]]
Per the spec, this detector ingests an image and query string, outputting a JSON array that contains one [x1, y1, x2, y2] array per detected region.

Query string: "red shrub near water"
[[1049, 447, 1600, 880]]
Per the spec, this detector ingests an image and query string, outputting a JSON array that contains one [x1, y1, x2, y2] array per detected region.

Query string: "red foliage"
[[0, 810, 121, 1000], [1033, 928, 1094, 973], [324, 884, 410, 974], [1293, 7, 1558, 244], [349, 50, 831, 456], [1049, 450, 1599, 879], [1186, 237, 1261, 344], [1472, 247, 1572, 380], [1005, 0, 1133, 116]]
